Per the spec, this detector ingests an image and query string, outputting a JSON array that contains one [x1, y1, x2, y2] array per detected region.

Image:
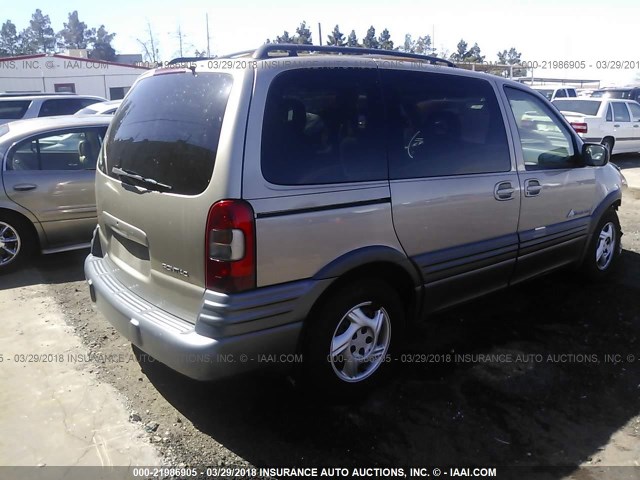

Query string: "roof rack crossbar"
[[251, 43, 456, 67]]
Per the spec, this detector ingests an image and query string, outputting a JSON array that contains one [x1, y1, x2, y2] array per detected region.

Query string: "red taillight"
[[571, 122, 588, 134], [205, 200, 255, 293]]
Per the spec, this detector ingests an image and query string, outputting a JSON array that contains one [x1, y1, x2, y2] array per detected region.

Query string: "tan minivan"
[[85, 44, 625, 393]]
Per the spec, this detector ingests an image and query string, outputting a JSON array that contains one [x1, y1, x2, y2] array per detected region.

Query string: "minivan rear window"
[[104, 71, 233, 195], [0, 100, 30, 119]]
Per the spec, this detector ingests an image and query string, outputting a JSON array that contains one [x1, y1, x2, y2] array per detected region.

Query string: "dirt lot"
[[2, 179, 640, 479]]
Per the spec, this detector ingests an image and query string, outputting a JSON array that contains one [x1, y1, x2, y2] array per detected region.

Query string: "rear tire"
[[301, 279, 404, 397], [601, 137, 614, 155], [581, 209, 621, 281], [0, 214, 35, 274]]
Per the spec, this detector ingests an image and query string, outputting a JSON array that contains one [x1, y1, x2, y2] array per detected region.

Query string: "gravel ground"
[[7, 180, 640, 480]]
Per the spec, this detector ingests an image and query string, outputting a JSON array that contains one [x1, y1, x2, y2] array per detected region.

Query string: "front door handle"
[[525, 179, 542, 197], [13, 184, 37, 191], [494, 181, 515, 201], [614, 124, 621, 128]]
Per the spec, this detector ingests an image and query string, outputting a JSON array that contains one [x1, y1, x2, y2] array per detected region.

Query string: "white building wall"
[[0, 55, 147, 99]]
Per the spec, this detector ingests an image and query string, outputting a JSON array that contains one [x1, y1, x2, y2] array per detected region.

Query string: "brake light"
[[205, 200, 256, 293], [571, 122, 588, 134]]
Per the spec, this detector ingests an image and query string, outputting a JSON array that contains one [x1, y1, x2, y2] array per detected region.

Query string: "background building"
[[0, 51, 149, 99]]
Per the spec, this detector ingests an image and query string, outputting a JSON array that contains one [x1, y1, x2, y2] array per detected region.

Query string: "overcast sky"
[[4, 0, 639, 85]]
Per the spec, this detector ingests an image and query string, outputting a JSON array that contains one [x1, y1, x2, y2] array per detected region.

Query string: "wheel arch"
[[295, 246, 423, 353], [0, 206, 43, 250], [579, 190, 622, 263]]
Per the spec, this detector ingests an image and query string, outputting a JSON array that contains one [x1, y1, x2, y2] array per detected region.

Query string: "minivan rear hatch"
[[95, 67, 238, 322]]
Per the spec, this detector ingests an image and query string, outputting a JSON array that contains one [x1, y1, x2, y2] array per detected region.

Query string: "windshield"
[[534, 89, 554, 100], [104, 71, 233, 195], [552, 100, 602, 116]]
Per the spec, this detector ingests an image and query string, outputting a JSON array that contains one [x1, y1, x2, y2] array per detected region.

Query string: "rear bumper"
[[84, 254, 321, 381]]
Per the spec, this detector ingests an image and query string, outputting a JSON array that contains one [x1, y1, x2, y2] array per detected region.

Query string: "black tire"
[[0, 213, 36, 274], [602, 137, 614, 155], [300, 278, 405, 397], [581, 209, 621, 281]]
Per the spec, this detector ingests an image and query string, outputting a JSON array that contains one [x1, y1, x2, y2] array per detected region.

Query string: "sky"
[[3, 0, 640, 86]]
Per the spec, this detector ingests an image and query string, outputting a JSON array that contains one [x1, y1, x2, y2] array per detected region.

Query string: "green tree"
[[414, 35, 432, 55], [497, 47, 521, 65], [378, 28, 393, 50], [88, 25, 116, 61], [0, 20, 21, 56], [466, 42, 485, 63], [21, 9, 56, 53], [402, 34, 415, 53], [346, 30, 360, 47], [273, 31, 293, 43], [327, 24, 346, 46], [362, 26, 379, 49], [294, 21, 312, 45], [450, 39, 468, 62], [57, 11, 90, 50]]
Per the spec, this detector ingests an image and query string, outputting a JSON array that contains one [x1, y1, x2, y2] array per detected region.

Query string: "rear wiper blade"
[[111, 166, 173, 192]]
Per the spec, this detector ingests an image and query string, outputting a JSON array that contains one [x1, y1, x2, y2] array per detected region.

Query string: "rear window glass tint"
[[261, 68, 387, 185], [552, 100, 601, 116], [0, 100, 31, 119], [383, 70, 511, 179], [105, 71, 233, 195]]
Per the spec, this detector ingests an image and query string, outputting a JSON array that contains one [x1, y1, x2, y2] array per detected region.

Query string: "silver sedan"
[[0, 115, 112, 271]]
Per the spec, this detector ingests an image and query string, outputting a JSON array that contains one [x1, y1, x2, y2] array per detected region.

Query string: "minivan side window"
[[261, 68, 387, 185], [0, 100, 31, 119], [7, 127, 107, 171], [612, 102, 631, 122], [382, 70, 511, 179], [504, 87, 577, 170]]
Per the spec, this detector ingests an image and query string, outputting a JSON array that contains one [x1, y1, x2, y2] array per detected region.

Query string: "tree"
[[414, 35, 432, 55], [88, 25, 116, 61], [497, 47, 521, 65], [21, 9, 55, 53], [273, 31, 293, 43], [294, 21, 312, 45], [326, 24, 346, 46], [401, 34, 415, 53], [57, 11, 90, 50], [449, 39, 468, 62], [346, 30, 360, 47], [137, 21, 159, 64], [0, 20, 21, 56], [378, 28, 393, 50], [362, 26, 379, 49], [466, 42, 485, 63]]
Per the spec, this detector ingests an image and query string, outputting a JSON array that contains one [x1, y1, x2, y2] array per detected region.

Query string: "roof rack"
[[252, 43, 456, 67]]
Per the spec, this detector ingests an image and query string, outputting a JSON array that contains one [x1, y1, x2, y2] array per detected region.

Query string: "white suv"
[[532, 87, 577, 101], [0, 94, 105, 126], [553, 98, 640, 154]]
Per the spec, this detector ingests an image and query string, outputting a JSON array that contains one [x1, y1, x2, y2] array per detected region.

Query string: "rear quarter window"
[[104, 71, 233, 195]]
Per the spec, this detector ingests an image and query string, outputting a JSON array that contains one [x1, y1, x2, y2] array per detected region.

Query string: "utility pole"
[[206, 13, 211, 57], [318, 23, 322, 46]]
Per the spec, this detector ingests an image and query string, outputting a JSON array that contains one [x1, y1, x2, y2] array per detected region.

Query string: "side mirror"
[[582, 143, 609, 167]]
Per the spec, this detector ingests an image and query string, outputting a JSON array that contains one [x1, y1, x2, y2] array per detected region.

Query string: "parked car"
[[532, 86, 577, 101], [75, 100, 122, 116], [0, 115, 111, 271], [591, 86, 640, 103], [552, 98, 640, 154], [0, 95, 105, 126], [85, 45, 625, 393]]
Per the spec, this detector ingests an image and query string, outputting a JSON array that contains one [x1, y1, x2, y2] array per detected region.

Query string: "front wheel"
[[581, 209, 621, 280], [302, 279, 404, 395]]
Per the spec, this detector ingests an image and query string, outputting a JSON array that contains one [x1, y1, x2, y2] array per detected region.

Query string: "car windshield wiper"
[[111, 166, 173, 192]]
